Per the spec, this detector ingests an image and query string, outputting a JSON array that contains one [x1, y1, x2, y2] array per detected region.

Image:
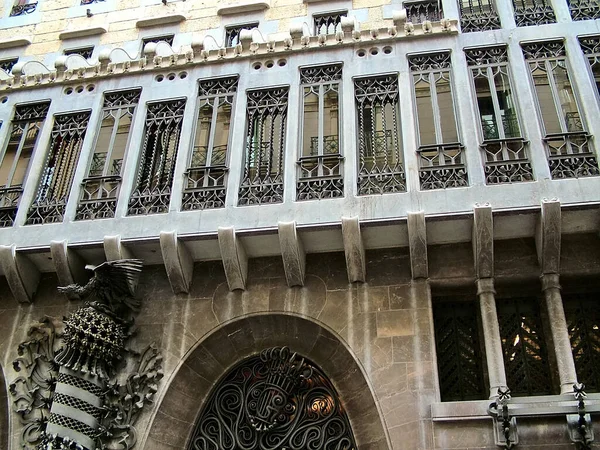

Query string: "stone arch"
[[0, 363, 8, 450], [144, 313, 391, 450]]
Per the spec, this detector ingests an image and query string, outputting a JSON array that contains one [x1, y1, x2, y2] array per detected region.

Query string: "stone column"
[[476, 277, 508, 399], [541, 273, 578, 394]]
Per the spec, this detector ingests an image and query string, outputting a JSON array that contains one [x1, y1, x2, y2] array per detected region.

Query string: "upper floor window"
[[182, 76, 239, 210], [465, 46, 533, 184], [76, 89, 141, 221], [409, 51, 467, 190], [579, 35, 600, 96], [512, 0, 555, 27], [9, 0, 37, 16], [0, 102, 49, 227], [297, 64, 344, 200], [64, 46, 94, 60], [404, 0, 442, 23], [522, 40, 599, 179], [238, 86, 289, 206], [567, 0, 600, 21], [0, 58, 18, 74], [354, 73, 406, 195], [458, 0, 501, 32], [81, 0, 105, 4], [142, 34, 174, 48], [313, 11, 347, 35], [225, 23, 258, 47], [127, 98, 186, 215]]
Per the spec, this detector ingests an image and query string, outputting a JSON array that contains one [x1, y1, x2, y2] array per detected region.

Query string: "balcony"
[[545, 132, 600, 179], [481, 138, 534, 184], [182, 145, 228, 210], [0, 186, 22, 227], [418, 143, 468, 190]]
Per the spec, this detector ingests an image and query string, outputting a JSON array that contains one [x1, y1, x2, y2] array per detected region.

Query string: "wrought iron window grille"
[[127, 98, 186, 216], [313, 11, 347, 35], [354, 74, 406, 195], [188, 347, 358, 450], [567, 0, 600, 20], [522, 41, 599, 179], [182, 76, 238, 211], [76, 89, 141, 221], [0, 102, 50, 227], [579, 36, 600, 101], [410, 52, 467, 189], [80, 0, 105, 4], [9, 0, 37, 16], [404, 0, 443, 23], [512, 0, 556, 26], [459, 0, 501, 32], [238, 86, 289, 206], [142, 34, 175, 48], [465, 46, 534, 184], [225, 23, 258, 47], [298, 64, 344, 201], [0, 58, 18, 74], [26, 110, 91, 225], [64, 46, 94, 60]]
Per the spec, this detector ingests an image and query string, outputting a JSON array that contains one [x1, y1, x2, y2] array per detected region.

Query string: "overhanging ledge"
[[217, 0, 270, 15]]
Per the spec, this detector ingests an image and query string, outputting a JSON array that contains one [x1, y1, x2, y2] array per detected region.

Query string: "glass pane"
[[436, 74, 459, 143], [0, 133, 19, 187], [193, 103, 213, 167], [591, 62, 600, 96], [474, 75, 498, 140], [303, 88, 319, 156], [323, 86, 339, 154], [494, 71, 520, 138], [271, 114, 283, 175], [212, 98, 232, 165], [414, 76, 436, 146], [531, 64, 562, 134], [109, 111, 132, 175], [551, 62, 582, 132]]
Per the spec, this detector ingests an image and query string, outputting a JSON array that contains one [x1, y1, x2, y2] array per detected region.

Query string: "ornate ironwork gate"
[[188, 347, 357, 450]]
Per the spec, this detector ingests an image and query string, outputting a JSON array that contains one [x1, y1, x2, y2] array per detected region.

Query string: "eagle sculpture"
[[58, 259, 143, 314]]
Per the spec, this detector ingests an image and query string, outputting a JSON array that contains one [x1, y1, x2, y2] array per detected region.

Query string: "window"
[[567, 0, 600, 20], [127, 98, 186, 215], [182, 76, 238, 211], [409, 51, 467, 190], [142, 34, 174, 47], [354, 74, 406, 195], [0, 58, 18, 74], [0, 102, 49, 227], [313, 11, 347, 35], [76, 89, 141, 221], [26, 111, 91, 225], [297, 64, 344, 200], [81, 0, 105, 4], [458, 0, 501, 32], [522, 40, 599, 179], [512, 0, 555, 27], [238, 86, 289, 206], [465, 46, 533, 184], [224, 23, 258, 47], [579, 35, 600, 97], [9, 0, 37, 16], [64, 46, 94, 60], [404, 0, 442, 23]]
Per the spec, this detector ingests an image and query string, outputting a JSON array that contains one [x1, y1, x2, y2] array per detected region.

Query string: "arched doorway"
[[144, 313, 390, 450]]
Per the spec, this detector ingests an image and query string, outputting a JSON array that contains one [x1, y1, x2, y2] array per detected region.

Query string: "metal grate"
[[567, 0, 600, 20], [0, 58, 18, 74], [433, 299, 487, 401], [142, 34, 174, 47], [10, 0, 37, 16], [459, 0, 501, 32], [512, 0, 556, 26], [404, 0, 443, 23], [64, 46, 94, 60], [497, 298, 554, 397], [225, 23, 258, 47], [564, 294, 600, 393], [313, 11, 347, 35], [127, 99, 186, 215]]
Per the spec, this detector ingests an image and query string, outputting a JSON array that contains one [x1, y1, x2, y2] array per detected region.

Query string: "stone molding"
[[160, 231, 194, 294], [217, 0, 270, 15], [58, 27, 108, 40], [0, 244, 40, 303], [278, 221, 306, 287], [136, 15, 186, 28], [341, 216, 366, 283]]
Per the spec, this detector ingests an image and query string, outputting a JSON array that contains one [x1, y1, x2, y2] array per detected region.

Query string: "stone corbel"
[[473, 204, 494, 279], [407, 211, 428, 279], [341, 216, 365, 283], [0, 244, 40, 303], [218, 226, 248, 291], [104, 235, 134, 261], [50, 240, 88, 300], [160, 231, 194, 294], [392, 9, 408, 29], [278, 221, 305, 287], [535, 199, 561, 274]]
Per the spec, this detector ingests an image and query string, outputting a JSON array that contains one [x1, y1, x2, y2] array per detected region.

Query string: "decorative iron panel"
[[564, 294, 600, 393], [238, 87, 288, 205], [418, 144, 468, 189], [497, 297, 553, 397], [26, 110, 90, 225], [127, 98, 186, 215], [142, 35, 174, 47], [300, 64, 343, 84], [567, 0, 600, 20], [521, 41, 565, 60], [10, 1, 37, 16], [465, 46, 507, 66], [354, 75, 406, 195], [545, 132, 599, 178], [459, 0, 501, 32], [188, 347, 358, 450], [512, 0, 556, 26], [433, 299, 487, 402], [404, 0, 443, 23], [76, 89, 141, 220], [198, 76, 239, 97], [0, 58, 18, 74], [0, 102, 50, 227], [80, 0, 105, 4], [64, 46, 94, 60], [579, 36, 600, 100], [225, 23, 258, 47], [313, 11, 347, 35], [481, 139, 534, 183]]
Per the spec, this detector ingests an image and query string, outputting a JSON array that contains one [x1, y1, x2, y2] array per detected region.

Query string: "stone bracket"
[[567, 413, 594, 448], [104, 235, 134, 261], [278, 221, 305, 287], [341, 216, 365, 283], [473, 204, 494, 279], [535, 199, 561, 275], [0, 244, 41, 303], [160, 231, 194, 294], [488, 390, 519, 449], [218, 226, 248, 291], [407, 211, 428, 279], [50, 240, 88, 300]]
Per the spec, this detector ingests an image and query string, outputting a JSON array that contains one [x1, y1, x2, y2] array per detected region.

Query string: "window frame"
[[224, 22, 259, 48], [312, 10, 347, 36]]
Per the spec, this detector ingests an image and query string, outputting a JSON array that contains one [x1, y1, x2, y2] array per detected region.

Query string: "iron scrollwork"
[[189, 346, 357, 450]]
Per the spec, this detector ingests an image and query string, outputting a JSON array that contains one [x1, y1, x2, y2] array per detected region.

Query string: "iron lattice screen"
[[433, 299, 487, 401], [497, 297, 553, 396], [564, 294, 600, 393]]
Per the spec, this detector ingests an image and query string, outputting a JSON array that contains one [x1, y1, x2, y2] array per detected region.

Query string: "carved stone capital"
[[476, 277, 496, 296], [541, 273, 561, 291]]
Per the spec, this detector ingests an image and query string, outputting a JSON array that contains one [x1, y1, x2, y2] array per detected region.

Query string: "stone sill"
[[59, 27, 107, 40], [217, 0, 270, 15], [432, 393, 600, 421], [136, 14, 186, 28], [0, 37, 31, 49]]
